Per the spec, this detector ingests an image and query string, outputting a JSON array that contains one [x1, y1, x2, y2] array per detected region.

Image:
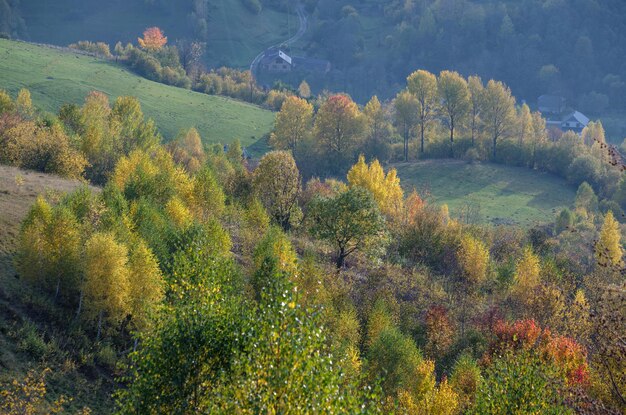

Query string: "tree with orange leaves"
[[138, 27, 167, 52]]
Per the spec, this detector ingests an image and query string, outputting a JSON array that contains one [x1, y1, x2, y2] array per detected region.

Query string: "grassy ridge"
[[395, 160, 576, 226], [0, 39, 275, 148]]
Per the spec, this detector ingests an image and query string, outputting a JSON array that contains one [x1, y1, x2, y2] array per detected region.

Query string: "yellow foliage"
[[127, 241, 163, 331], [165, 196, 193, 228], [269, 95, 313, 151], [16, 88, 34, 118], [347, 154, 404, 217], [595, 210, 623, 268], [0, 368, 71, 414], [514, 246, 541, 297], [83, 233, 131, 327], [457, 234, 490, 286]]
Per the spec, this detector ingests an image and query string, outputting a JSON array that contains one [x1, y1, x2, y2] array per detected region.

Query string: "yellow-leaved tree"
[[127, 240, 163, 332], [513, 247, 541, 303], [457, 234, 490, 286], [269, 96, 313, 153], [347, 155, 404, 218], [82, 233, 131, 338], [595, 210, 623, 268]]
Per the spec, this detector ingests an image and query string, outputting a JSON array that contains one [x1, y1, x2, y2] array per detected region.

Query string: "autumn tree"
[[138, 27, 167, 52], [298, 80, 311, 98], [438, 70, 470, 155], [127, 241, 164, 332], [407, 69, 438, 154], [513, 247, 541, 303], [483, 80, 516, 159], [313, 94, 365, 162], [16, 88, 34, 118], [516, 103, 532, 146], [269, 95, 313, 153], [347, 155, 404, 218], [0, 89, 14, 114], [252, 151, 301, 230], [363, 95, 393, 161], [167, 127, 205, 174], [468, 75, 485, 146], [309, 186, 386, 268], [457, 235, 489, 287], [595, 210, 623, 268], [394, 90, 419, 161], [82, 232, 131, 338]]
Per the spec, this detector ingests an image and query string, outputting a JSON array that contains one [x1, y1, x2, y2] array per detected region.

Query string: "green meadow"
[[395, 160, 576, 226], [0, 39, 275, 149]]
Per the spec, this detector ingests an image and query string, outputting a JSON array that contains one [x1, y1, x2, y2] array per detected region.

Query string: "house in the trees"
[[538, 95, 566, 115], [560, 111, 589, 133], [260, 49, 292, 73]]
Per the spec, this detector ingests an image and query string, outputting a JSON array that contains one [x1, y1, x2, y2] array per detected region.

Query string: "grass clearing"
[[0, 39, 275, 150], [394, 160, 576, 226]]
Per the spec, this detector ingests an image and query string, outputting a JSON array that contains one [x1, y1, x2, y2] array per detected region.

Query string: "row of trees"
[[270, 70, 626, 219]]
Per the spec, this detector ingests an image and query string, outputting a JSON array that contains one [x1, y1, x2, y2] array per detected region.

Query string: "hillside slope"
[[0, 166, 113, 412], [17, 0, 298, 69], [395, 160, 576, 226], [0, 39, 275, 148]]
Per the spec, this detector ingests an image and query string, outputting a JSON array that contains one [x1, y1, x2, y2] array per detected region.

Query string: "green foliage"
[[471, 351, 572, 415], [309, 186, 386, 268], [252, 150, 301, 230]]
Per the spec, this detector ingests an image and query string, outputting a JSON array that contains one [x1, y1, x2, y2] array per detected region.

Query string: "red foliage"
[[487, 319, 590, 386]]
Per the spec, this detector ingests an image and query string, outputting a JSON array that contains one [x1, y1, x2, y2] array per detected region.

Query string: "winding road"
[[249, 4, 307, 80]]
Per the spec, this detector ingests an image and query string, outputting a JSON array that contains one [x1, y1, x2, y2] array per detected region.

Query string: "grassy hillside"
[[395, 160, 576, 226], [0, 39, 275, 149], [18, 0, 299, 69], [0, 166, 113, 412]]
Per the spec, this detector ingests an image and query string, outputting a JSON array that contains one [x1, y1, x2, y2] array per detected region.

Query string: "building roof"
[[278, 50, 292, 65], [563, 111, 589, 126]]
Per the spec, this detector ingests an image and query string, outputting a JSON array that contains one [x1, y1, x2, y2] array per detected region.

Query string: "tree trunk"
[[97, 310, 103, 341], [54, 277, 60, 302], [493, 135, 497, 159], [336, 247, 347, 269], [420, 123, 425, 155], [76, 290, 83, 318], [404, 124, 409, 162], [450, 118, 455, 158]]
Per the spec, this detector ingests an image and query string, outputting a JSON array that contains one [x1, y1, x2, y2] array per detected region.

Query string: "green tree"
[[407, 70, 438, 154], [438, 70, 470, 155], [309, 186, 386, 268], [471, 351, 572, 415], [252, 151, 301, 230]]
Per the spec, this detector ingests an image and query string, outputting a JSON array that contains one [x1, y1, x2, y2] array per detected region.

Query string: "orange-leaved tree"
[[138, 27, 167, 51]]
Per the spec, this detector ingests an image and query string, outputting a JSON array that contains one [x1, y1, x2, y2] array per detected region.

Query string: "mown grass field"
[[0, 39, 275, 149], [18, 0, 298, 69], [394, 160, 576, 226]]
